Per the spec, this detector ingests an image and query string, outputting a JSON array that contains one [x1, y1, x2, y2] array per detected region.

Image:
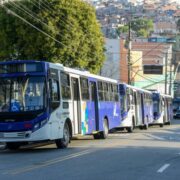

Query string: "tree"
[[0, 0, 105, 73], [117, 18, 153, 38], [116, 25, 128, 36], [131, 18, 153, 37]]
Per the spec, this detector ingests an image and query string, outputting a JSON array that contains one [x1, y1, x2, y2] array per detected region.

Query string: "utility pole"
[[165, 52, 168, 94], [128, 19, 131, 85], [169, 58, 172, 95]]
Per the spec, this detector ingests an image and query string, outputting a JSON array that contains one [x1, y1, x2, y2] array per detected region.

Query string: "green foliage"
[[137, 29, 148, 37], [117, 18, 153, 38], [131, 18, 153, 37], [117, 25, 128, 35], [0, 0, 105, 73]]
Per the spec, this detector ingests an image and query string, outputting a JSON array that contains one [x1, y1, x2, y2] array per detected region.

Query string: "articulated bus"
[[151, 92, 172, 127], [0, 61, 121, 150], [119, 83, 153, 132]]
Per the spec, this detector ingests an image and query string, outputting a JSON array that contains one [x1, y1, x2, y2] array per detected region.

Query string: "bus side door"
[[71, 77, 81, 134], [89, 81, 99, 131]]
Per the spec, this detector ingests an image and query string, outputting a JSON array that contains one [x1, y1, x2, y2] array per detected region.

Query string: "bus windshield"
[[0, 76, 45, 112]]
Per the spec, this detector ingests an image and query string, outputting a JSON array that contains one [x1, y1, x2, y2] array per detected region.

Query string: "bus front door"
[[71, 77, 81, 134]]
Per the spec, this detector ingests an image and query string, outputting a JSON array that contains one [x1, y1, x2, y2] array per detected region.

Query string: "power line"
[[1, 4, 68, 48], [29, 0, 74, 31], [7, 0, 74, 42]]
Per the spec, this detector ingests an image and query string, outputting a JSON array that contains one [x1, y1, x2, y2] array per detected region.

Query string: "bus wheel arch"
[[100, 117, 109, 139], [65, 118, 72, 140], [55, 119, 71, 149], [144, 116, 149, 130], [127, 116, 135, 133]]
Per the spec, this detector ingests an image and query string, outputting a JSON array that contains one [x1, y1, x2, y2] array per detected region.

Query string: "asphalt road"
[[1, 119, 180, 180]]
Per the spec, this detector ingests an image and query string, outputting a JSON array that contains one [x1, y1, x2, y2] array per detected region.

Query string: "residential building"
[[131, 42, 174, 95], [100, 38, 121, 80]]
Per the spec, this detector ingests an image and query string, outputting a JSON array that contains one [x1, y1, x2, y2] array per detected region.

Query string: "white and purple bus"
[[0, 60, 121, 150], [119, 83, 153, 132], [151, 92, 172, 127]]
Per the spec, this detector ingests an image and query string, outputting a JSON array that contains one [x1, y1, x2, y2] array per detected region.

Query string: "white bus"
[[151, 92, 172, 127], [119, 83, 153, 132], [0, 60, 121, 150]]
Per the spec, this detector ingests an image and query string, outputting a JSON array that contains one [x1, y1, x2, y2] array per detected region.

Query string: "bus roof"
[[119, 83, 152, 94], [50, 62, 118, 83]]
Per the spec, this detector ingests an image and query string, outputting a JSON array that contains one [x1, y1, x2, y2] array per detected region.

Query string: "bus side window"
[[98, 81, 104, 101], [60, 72, 71, 100], [113, 84, 119, 102], [80, 78, 89, 100], [49, 79, 60, 110]]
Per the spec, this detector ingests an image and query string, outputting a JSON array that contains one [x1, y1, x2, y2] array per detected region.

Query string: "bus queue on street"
[[0, 60, 173, 150]]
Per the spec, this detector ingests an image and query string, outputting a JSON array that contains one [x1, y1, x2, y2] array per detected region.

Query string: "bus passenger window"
[[60, 72, 71, 100], [98, 81, 104, 101], [51, 79, 60, 101], [49, 79, 60, 110], [80, 78, 89, 100]]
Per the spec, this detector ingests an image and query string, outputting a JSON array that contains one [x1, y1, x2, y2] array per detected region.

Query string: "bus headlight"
[[34, 123, 40, 130], [40, 119, 47, 127]]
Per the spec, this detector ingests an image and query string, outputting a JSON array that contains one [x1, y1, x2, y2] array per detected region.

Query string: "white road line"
[[157, 164, 170, 173], [145, 134, 165, 141]]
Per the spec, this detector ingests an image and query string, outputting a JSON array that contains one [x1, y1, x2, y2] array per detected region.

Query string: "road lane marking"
[[144, 134, 165, 141], [4, 149, 95, 175], [157, 164, 170, 173]]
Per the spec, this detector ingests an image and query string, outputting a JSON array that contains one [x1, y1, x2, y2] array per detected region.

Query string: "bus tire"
[[160, 124, 164, 128], [55, 122, 70, 149], [144, 123, 148, 130], [6, 142, 21, 150], [127, 118, 135, 133], [144, 117, 149, 130], [100, 119, 109, 139], [93, 133, 101, 139]]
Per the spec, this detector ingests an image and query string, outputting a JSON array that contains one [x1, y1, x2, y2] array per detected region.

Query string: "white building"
[[100, 38, 121, 80]]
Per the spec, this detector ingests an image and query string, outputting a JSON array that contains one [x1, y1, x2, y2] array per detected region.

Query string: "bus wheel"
[[6, 142, 21, 150], [127, 118, 135, 133], [160, 124, 164, 128], [144, 123, 148, 130], [127, 126, 133, 133], [100, 119, 109, 139], [93, 133, 101, 139], [55, 123, 70, 149]]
